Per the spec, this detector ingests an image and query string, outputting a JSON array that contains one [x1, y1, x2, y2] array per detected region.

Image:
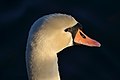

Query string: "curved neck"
[[26, 40, 60, 80]]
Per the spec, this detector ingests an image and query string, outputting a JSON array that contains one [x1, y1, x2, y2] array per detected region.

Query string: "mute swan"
[[26, 13, 101, 80]]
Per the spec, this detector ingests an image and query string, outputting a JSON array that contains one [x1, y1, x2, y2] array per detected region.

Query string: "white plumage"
[[26, 13, 100, 80]]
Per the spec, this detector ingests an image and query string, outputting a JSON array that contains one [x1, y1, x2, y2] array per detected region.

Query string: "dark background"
[[0, 0, 120, 80]]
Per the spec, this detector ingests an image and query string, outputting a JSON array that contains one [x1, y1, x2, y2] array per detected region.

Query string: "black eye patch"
[[76, 23, 83, 30], [64, 23, 83, 32], [64, 23, 84, 39]]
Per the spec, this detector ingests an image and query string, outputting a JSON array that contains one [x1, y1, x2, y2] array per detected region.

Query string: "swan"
[[26, 13, 101, 80]]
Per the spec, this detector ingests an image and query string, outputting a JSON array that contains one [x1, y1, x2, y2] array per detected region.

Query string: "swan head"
[[26, 13, 101, 80], [30, 13, 101, 54]]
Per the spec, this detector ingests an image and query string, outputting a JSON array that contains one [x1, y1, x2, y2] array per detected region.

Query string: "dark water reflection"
[[0, 0, 120, 80]]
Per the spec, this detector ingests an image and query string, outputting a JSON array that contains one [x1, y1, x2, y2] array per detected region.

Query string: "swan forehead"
[[45, 13, 78, 29]]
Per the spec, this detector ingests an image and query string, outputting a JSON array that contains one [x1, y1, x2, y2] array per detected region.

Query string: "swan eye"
[[80, 32, 86, 38], [64, 28, 69, 32], [64, 28, 72, 32]]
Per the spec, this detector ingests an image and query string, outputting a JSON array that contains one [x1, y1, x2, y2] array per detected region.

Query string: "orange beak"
[[74, 29, 101, 47]]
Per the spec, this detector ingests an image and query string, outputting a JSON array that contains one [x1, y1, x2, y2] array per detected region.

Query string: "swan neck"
[[26, 44, 60, 80]]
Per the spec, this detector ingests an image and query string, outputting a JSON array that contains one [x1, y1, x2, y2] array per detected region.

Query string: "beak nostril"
[[80, 32, 86, 39]]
